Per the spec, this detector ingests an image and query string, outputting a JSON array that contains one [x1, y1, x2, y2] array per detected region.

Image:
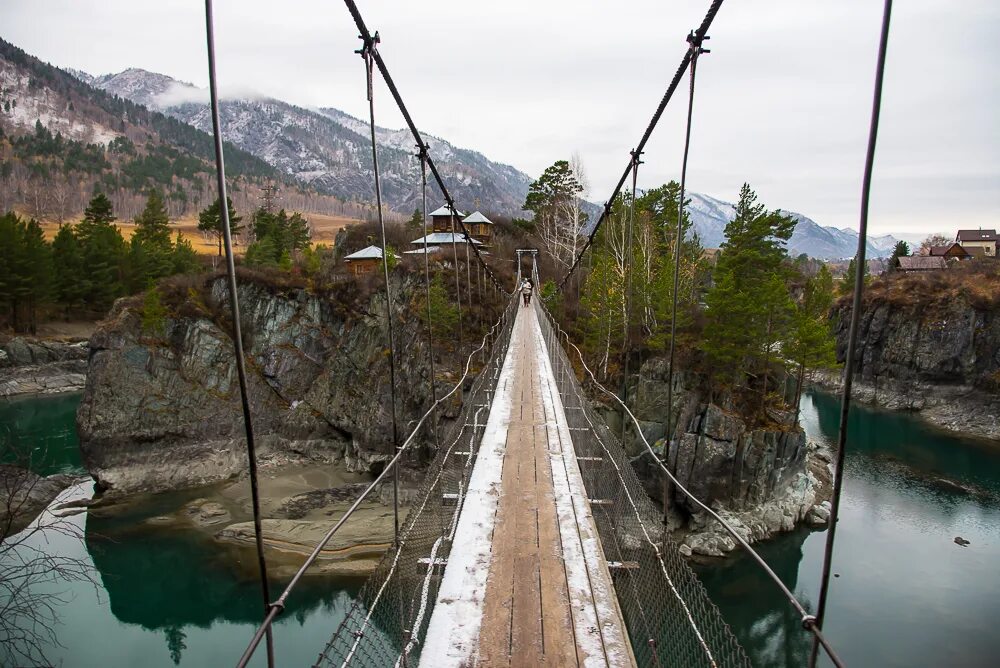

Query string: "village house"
[[928, 242, 970, 260], [410, 232, 485, 249], [342, 244, 396, 275], [426, 205, 495, 244], [956, 229, 997, 257], [895, 255, 947, 272]]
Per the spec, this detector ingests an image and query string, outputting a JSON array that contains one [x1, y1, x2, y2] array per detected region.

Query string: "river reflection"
[[699, 391, 1000, 668]]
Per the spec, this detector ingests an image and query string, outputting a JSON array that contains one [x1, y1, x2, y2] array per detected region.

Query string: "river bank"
[[0, 335, 89, 396], [810, 369, 1000, 442]]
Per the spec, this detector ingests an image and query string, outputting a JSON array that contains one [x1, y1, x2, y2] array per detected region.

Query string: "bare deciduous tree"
[[0, 438, 96, 667]]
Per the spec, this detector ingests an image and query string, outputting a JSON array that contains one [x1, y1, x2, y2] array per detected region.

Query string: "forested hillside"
[[0, 38, 373, 223]]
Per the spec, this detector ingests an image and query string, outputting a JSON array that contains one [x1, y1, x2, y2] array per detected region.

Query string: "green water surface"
[[3, 390, 1000, 666], [698, 391, 1000, 667]]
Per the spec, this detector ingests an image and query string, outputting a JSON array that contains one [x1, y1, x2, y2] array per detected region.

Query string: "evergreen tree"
[[140, 284, 168, 338], [76, 193, 126, 312], [423, 272, 459, 337], [197, 196, 242, 257], [701, 184, 797, 401], [888, 240, 910, 272], [130, 190, 175, 289], [0, 213, 52, 332], [52, 224, 85, 313], [407, 208, 424, 229], [172, 233, 200, 274]]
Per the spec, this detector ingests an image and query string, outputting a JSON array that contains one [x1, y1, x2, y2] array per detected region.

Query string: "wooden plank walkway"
[[421, 305, 635, 668]]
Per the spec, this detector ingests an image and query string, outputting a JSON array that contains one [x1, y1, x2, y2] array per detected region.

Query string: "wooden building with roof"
[[343, 245, 395, 275], [956, 229, 997, 258]]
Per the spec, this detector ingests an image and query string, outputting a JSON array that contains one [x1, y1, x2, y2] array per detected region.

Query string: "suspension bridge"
[[196, 0, 896, 664]]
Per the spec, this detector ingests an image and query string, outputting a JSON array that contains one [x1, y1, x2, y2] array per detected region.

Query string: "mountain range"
[[2, 37, 919, 259], [72, 67, 533, 218]]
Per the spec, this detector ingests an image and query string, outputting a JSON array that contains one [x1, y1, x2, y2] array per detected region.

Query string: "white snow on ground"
[[529, 307, 634, 668], [419, 314, 520, 666]]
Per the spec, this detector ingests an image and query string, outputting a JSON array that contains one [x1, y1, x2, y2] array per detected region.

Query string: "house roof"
[[897, 256, 946, 270], [411, 233, 484, 246], [428, 205, 466, 218], [929, 243, 968, 257], [463, 211, 494, 225], [344, 244, 391, 261], [957, 229, 998, 242], [402, 246, 442, 254]]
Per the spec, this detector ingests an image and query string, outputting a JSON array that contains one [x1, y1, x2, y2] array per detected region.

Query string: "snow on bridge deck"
[[421, 304, 635, 667]]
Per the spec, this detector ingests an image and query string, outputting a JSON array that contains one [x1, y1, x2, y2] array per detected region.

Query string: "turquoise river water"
[[2, 390, 999, 666]]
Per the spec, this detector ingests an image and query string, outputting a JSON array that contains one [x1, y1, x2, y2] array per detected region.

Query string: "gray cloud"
[[2, 0, 996, 236]]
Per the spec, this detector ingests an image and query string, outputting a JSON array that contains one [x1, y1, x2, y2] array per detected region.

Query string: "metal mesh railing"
[[534, 300, 752, 668], [313, 292, 519, 668]]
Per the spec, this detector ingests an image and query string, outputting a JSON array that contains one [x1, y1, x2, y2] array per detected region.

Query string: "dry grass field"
[[37, 212, 360, 256]]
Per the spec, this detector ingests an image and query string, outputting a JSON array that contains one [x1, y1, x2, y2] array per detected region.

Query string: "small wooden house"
[[428, 205, 466, 234], [928, 243, 970, 260], [343, 245, 395, 275], [462, 211, 494, 243], [895, 255, 946, 272]]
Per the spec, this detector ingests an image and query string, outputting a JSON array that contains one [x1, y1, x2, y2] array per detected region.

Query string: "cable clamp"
[[687, 30, 711, 55], [801, 614, 817, 630]]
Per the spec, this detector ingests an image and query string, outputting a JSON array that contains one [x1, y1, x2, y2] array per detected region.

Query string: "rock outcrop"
[[0, 336, 88, 396], [822, 287, 1000, 439], [625, 359, 832, 557], [0, 465, 80, 534], [77, 274, 452, 496]]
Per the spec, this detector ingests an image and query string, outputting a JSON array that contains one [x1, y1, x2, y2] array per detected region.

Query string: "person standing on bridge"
[[521, 278, 533, 307]]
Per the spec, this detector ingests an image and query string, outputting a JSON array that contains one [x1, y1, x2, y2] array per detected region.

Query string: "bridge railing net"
[[313, 292, 519, 668], [535, 301, 752, 668]]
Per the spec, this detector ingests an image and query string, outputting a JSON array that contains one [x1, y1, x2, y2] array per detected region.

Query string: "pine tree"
[[702, 184, 797, 403], [422, 272, 459, 338], [197, 196, 242, 257], [0, 213, 52, 332], [130, 190, 175, 289], [76, 193, 126, 312], [52, 224, 85, 313], [172, 234, 200, 274], [407, 207, 424, 229], [140, 285, 168, 338]]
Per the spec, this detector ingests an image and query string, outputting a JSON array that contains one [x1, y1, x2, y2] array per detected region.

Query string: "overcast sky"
[[3, 0, 997, 235]]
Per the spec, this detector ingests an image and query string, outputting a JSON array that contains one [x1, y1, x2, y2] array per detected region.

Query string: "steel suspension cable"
[[557, 0, 725, 292], [619, 151, 641, 444], [203, 3, 275, 666], [664, 32, 707, 521], [341, 0, 505, 292], [359, 36, 402, 543], [418, 149, 440, 451], [809, 1, 893, 665]]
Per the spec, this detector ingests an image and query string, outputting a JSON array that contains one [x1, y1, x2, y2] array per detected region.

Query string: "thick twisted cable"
[[557, 0, 725, 291]]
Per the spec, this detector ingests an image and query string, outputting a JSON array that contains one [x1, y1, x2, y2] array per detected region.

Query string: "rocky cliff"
[[77, 273, 453, 496], [824, 272, 1000, 439], [625, 359, 832, 557], [0, 336, 88, 396]]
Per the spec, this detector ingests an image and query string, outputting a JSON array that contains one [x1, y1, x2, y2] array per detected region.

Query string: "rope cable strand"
[[358, 37, 402, 545], [810, 1, 893, 666], [203, 2, 275, 666], [557, 0, 726, 291]]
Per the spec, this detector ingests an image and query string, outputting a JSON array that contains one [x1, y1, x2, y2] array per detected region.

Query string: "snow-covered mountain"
[[78, 67, 533, 217], [686, 192, 902, 259]]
